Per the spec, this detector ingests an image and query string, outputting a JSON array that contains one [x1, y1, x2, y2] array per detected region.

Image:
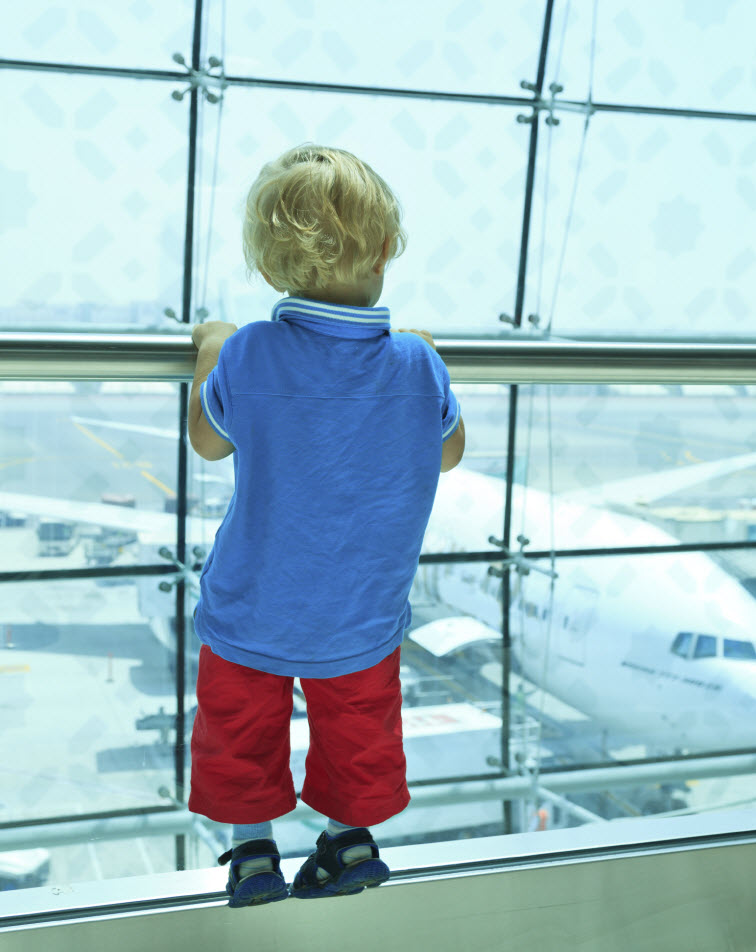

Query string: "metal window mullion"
[[5, 56, 756, 124], [170, 0, 204, 875], [497, 0, 557, 835]]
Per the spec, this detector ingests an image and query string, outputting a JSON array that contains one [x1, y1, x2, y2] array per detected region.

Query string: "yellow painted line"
[[140, 470, 176, 497], [684, 450, 704, 463], [72, 421, 126, 460], [0, 456, 38, 470], [0, 665, 30, 674]]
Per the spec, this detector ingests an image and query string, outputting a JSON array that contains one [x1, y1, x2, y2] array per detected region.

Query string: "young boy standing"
[[187, 144, 465, 907]]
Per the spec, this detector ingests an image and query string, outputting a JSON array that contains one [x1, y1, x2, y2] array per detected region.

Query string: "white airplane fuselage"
[[415, 469, 756, 752]]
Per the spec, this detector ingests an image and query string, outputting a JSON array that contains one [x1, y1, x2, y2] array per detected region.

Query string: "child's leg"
[[312, 818, 373, 880], [189, 646, 296, 905], [189, 645, 298, 823], [231, 821, 276, 877], [298, 646, 409, 828], [292, 648, 406, 896]]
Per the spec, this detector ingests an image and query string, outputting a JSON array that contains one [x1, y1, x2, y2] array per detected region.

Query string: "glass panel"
[[194, 87, 529, 336], [209, 0, 543, 97], [723, 638, 756, 661], [547, 0, 756, 115], [0, 71, 186, 327], [672, 632, 693, 658], [526, 109, 756, 338], [511, 384, 756, 760], [1, 577, 181, 825], [0, 384, 179, 573], [516, 385, 756, 548], [693, 634, 718, 658], [1, 1, 195, 72]]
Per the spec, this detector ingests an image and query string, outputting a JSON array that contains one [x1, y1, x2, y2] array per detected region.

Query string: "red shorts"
[[188, 645, 409, 827]]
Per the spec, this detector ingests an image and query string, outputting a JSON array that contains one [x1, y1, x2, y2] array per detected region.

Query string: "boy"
[[187, 144, 465, 908]]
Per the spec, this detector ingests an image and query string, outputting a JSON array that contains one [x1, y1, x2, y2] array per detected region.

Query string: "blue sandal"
[[290, 828, 390, 899], [218, 839, 289, 908]]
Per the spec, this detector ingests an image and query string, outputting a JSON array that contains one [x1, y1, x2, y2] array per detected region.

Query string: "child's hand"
[[192, 321, 238, 349], [393, 328, 437, 351]]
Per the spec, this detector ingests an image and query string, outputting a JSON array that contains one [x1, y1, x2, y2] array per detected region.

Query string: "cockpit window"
[[671, 631, 693, 658], [693, 634, 718, 659], [672, 632, 756, 661], [723, 639, 756, 661]]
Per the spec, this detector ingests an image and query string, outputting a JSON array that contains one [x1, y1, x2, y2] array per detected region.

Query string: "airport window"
[[723, 639, 756, 661], [3, 0, 756, 928]]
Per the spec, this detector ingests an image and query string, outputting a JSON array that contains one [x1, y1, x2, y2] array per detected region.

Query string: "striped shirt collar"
[[271, 296, 391, 338]]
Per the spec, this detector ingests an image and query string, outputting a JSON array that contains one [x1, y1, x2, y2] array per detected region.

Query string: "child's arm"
[[394, 328, 465, 472], [188, 322, 237, 461]]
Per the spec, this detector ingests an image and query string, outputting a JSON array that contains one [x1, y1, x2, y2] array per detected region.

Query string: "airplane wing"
[[0, 491, 221, 541], [558, 450, 756, 508]]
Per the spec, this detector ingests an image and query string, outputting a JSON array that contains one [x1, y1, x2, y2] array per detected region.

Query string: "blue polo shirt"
[[193, 295, 461, 677]]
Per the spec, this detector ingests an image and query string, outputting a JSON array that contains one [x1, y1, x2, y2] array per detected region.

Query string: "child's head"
[[242, 144, 406, 302]]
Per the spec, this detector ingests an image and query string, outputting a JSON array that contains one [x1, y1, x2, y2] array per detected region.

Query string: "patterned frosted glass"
[[207, 0, 544, 97], [546, 0, 756, 114], [1, 1, 195, 72], [0, 71, 187, 325], [195, 87, 530, 336], [526, 109, 756, 338]]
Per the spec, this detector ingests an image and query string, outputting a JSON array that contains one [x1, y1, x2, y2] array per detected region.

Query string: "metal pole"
[[497, 0, 556, 836]]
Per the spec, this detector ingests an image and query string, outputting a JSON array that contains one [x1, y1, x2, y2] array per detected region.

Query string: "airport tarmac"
[[1, 387, 755, 888]]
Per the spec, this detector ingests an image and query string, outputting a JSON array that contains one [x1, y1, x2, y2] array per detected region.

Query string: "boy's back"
[[194, 294, 461, 677]]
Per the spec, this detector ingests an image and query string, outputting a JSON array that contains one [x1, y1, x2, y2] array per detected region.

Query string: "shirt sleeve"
[[438, 359, 461, 443], [199, 344, 233, 442]]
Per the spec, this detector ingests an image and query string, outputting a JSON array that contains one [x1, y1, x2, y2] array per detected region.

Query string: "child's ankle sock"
[[316, 819, 373, 882], [231, 821, 275, 879]]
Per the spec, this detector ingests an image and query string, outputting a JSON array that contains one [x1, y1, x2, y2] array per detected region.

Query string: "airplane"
[[411, 464, 756, 754], [2, 414, 756, 759]]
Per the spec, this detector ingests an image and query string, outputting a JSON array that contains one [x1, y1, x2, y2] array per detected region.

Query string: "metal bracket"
[[499, 312, 541, 328], [543, 82, 564, 127], [487, 534, 559, 581], [170, 53, 229, 104], [163, 306, 209, 325], [517, 79, 596, 127], [157, 546, 204, 594]]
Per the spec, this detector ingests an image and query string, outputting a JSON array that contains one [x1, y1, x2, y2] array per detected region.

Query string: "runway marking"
[[140, 470, 176, 497], [72, 421, 126, 460], [0, 456, 38, 470], [72, 420, 175, 497]]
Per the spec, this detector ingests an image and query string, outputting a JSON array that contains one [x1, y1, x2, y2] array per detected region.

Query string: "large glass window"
[[1, 72, 186, 326], [1, 2, 195, 72], [2, 0, 755, 914], [527, 110, 756, 338], [195, 87, 530, 335], [547, 0, 756, 114], [209, 0, 543, 97]]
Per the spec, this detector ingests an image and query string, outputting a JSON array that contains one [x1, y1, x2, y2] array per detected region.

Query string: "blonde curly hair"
[[242, 144, 407, 294]]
